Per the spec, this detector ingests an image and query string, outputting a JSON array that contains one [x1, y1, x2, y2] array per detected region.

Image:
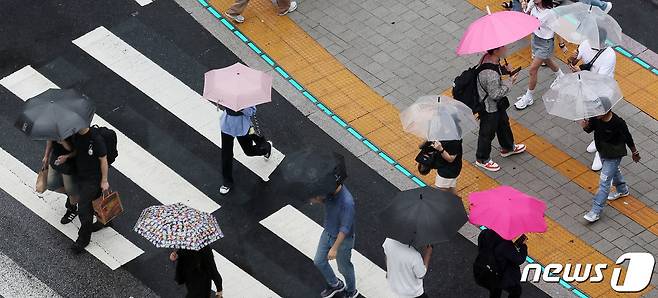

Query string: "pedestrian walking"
[[70, 126, 111, 253], [171, 246, 223, 298], [475, 46, 526, 172], [43, 139, 79, 224], [431, 140, 462, 194], [581, 109, 640, 222], [309, 158, 358, 298], [514, 0, 567, 110], [382, 238, 433, 298], [475, 229, 528, 298], [567, 31, 617, 171], [225, 0, 297, 23], [219, 106, 271, 195]]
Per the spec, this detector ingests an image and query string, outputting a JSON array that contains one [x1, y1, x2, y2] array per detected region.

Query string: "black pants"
[[76, 177, 101, 246], [221, 132, 268, 187], [415, 293, 428, 298], [489, 285, 522, 298], [476, 110, 515, 162]]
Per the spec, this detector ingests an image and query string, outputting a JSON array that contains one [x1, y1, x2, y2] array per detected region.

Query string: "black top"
[[433, 140, 463, 179], [49, 138, 75, 175], [72, 129, 107, 180], [175, 247, 223, 297], [583, 113, 635, 159], [478, 229, 528, 289]]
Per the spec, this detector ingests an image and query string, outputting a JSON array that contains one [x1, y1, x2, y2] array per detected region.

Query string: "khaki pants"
[[227, 0, 291, 16]]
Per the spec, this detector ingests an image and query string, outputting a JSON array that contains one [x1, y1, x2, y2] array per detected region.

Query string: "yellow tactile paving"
[[207, 0, 655, 295]]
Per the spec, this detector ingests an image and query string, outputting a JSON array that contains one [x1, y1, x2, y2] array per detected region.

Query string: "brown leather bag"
[[93, 191, 123, 224], [35, 166, 48, 193]]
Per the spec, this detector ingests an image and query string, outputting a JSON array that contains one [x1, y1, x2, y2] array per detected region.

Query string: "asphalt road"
[[609, 0, 658, 53]]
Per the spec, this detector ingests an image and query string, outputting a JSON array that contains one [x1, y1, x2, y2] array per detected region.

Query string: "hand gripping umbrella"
[[380, 187, 467, 247]]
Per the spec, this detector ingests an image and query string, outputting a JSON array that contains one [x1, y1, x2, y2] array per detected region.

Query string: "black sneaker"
[[60, 209, 77, 224], [70, 242, 87, 254], [320, 280, 345, 298]]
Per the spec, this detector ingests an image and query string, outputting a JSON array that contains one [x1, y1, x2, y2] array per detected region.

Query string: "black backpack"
[[473, 230, 502, 289], [92, 125, 118, 165], [452, 63, 499, 114]]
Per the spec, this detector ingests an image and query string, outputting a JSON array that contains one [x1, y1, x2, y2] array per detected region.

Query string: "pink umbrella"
[[203, 63, 273, 111], [468, 185, 547, 240], [456, 10, 540, 55]]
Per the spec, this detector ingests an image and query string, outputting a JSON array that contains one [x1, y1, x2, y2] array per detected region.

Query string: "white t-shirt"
[[577, 40, 616, 77], [383, 238, 426, 298], [526, 1, 555, 39]]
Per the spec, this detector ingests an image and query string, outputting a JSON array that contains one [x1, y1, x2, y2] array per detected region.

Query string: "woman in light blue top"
[[219, 106, 271, 195]]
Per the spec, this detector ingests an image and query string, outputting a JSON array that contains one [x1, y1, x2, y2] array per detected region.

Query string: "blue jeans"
[[592, 158, 628, 215], [580, 0, 608, 10], [313, 230, 356, 292]]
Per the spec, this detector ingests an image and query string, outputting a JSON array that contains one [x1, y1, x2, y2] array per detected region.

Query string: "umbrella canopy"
[[380, 188, 467, 247], [456, 11, 539, 55], [134, 203, 224, 250], [15, 88, 95, 141], [400, 95, 477, 141], [468, 186, 547, 240], [542, 71, 621, 120], [203, 63, 273, 111], [280, 149, 348, 198], [547, 2, 622, 48]]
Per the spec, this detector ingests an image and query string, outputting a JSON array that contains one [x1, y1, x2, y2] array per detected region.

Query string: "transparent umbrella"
[[542, 71, 622, 121], [400, 95, 477, 141], [547, 2, 622, 48]]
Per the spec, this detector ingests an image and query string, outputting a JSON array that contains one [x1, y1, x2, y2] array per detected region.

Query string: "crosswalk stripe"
[[135, 0, 153, 6], [0, 66, 220, 214], [260, 205, 393, 298], [211, 250, 281, 297], [0, 251, 62, 297], [72, 26, 285, 182], [0, 147, 144, 270]]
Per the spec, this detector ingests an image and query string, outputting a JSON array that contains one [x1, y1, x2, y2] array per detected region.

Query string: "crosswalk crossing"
[[0, 23, 402, 297]]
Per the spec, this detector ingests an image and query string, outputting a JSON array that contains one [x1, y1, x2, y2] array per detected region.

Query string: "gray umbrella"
[[15, 89, 95, 140], [380, 187, 467, 247], [280, 149, 347, 198]]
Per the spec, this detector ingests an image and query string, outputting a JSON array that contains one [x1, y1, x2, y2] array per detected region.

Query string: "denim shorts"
[[531, 34, 554, 60], [47, 166, 78, 196]]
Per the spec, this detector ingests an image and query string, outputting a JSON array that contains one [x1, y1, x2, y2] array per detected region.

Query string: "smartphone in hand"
[[509, 66, 522, 76], [515, 234, 527, 246]]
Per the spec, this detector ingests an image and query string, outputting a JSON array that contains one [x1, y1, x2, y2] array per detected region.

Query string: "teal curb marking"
[[198, 2, 592, 295], [614, 46, 658, 77]]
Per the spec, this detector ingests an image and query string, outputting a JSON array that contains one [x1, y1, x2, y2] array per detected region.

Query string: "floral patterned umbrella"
[[134, 203, 223, 250]]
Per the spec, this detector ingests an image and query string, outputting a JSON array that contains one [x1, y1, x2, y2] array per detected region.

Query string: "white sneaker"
[[584, 211, 600, 223], [219, 185, 231, 195], [225, 13, 245, 23], [586, 140, 597, 153], [591, 151, 602, 171], [608, 190, 630, 201], [278, 1, 297, 15], [514, 94, 533, 110], [603, 2, 612, 13]]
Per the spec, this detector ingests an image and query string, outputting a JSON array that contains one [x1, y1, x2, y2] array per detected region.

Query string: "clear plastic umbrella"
[[400, 95, 478, 141], [547, 2, 622, 48], [542, 71, 622, 121]]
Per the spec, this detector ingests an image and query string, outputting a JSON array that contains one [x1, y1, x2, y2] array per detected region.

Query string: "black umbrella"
[[380, 187, 467, 247], [15, 89, 95, 141], [280, 149, 347, 198]]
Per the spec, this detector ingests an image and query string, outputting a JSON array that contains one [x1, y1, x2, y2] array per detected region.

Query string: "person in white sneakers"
[[475, 46, 526, 172], [579, 0, 612, 13], [515, 0, 566, 110], [567, 31, 616, 171], [225, 0, 297, 23]]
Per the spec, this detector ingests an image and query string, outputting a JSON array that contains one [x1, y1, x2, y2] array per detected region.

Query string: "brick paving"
[[289, 0, 658, 290]]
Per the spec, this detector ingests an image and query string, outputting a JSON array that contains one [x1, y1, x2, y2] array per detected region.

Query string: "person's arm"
[[412, 246, 430, 279], [422, 245, 433, 269], [328, 232, 346, 260], [502, 242, 528, 266], [329, 202, 355, 260], [43, 141, 52, 166], [100, 156, 110, 191], [580, 118, 594, 133], [479, 69, 512, 101], [203, 249, 223, 295], [243, 106, 256, 117], [619, 119, 641, 162], [433, 142, 457, 163]]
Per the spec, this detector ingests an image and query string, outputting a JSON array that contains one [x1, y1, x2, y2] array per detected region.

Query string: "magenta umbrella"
[[456, 10, 540, 55], [203, 63, 273, 111], [468, 185, 547, 240]]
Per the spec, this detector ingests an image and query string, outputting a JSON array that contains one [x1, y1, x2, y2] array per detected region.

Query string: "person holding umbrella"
[[43, 139, 79, 224], [476, 229, 528, 298], [382, 239, 433, 298], [170, 246, 223, 298]]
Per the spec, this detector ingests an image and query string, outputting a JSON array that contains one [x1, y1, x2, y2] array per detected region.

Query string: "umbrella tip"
[[486, 5, 491, 15]]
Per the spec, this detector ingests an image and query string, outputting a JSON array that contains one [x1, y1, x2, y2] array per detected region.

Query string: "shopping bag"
[[35, 166, 48, 193], [93, 191, 124, 224]]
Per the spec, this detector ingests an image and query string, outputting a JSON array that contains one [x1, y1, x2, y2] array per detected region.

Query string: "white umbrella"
[[547, 2, 622, 48], [400, 95, 477, 141], [542, 71, 622, 121]]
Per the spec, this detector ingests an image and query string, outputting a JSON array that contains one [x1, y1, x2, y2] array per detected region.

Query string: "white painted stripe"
[[72, 26, 284, 182], [0, 251, 62, 297], [210, 250, 281, 297], [260, 205, 393, 298], [0, 66, 220, 214], [0, 148, 144, 270], [135, 0, 153, 6]]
